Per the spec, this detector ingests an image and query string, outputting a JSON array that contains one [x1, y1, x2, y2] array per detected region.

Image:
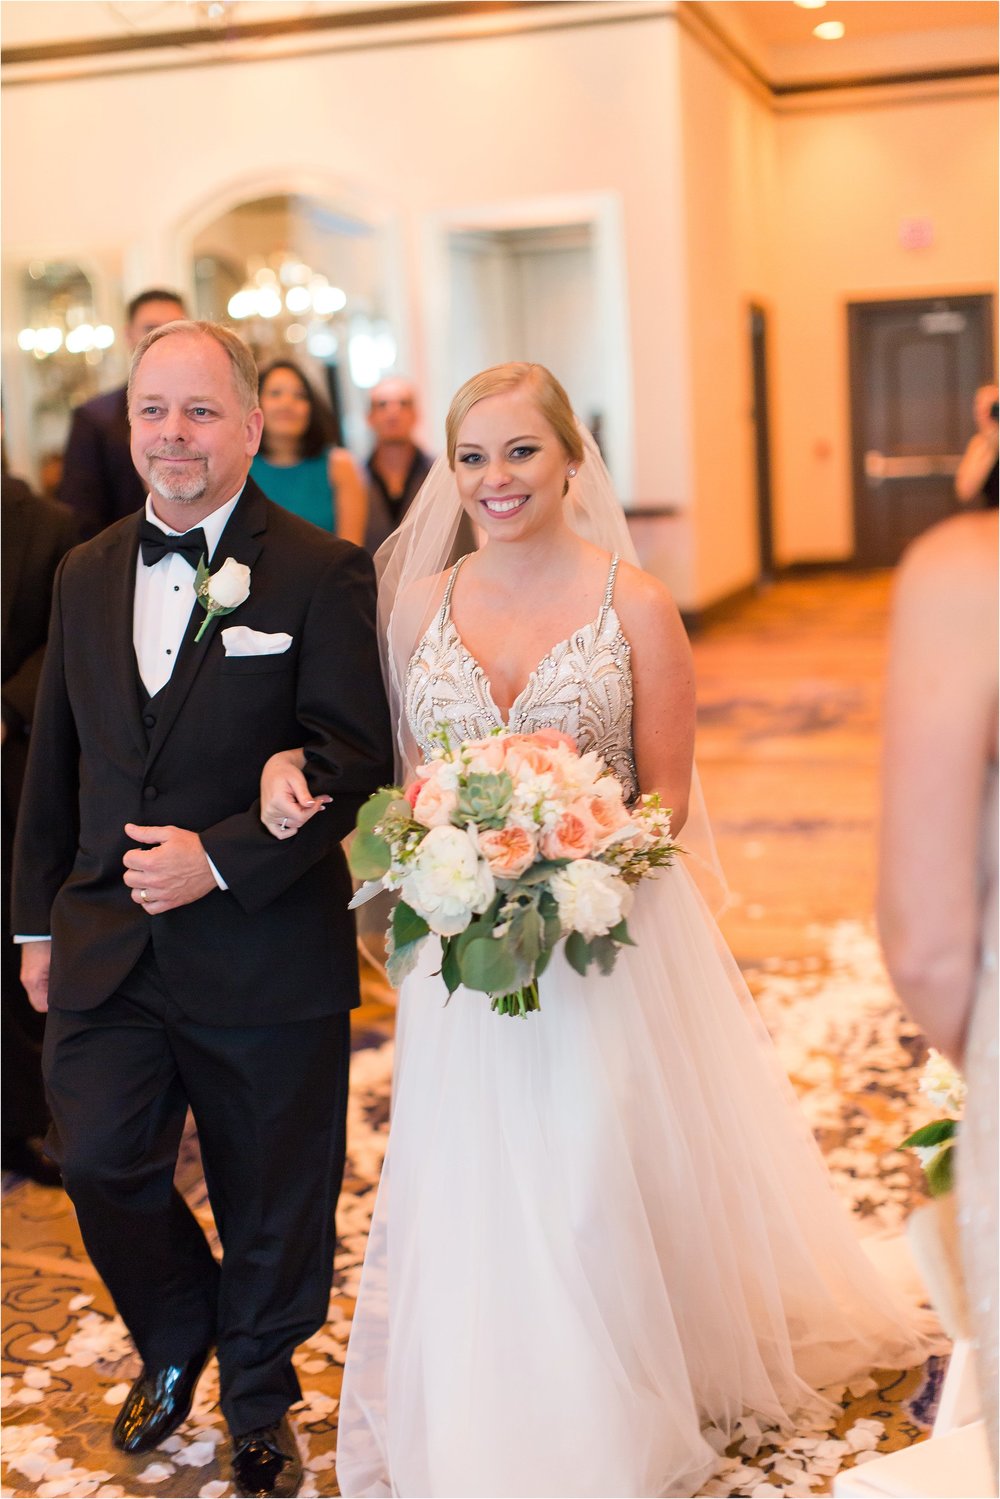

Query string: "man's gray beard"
[[148, 461, 208, 504]]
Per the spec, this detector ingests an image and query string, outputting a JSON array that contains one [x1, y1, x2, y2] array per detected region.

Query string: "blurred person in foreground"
[[879, 507, 999, 1481], [955, 383, 999, 509], [250, 359, 367, 545], [2, 468, 78, 1184], [60, 288, 187, 538]]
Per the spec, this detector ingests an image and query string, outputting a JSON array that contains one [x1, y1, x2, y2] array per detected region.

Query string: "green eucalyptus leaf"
[[357, 788, 405, 834], [901, 1120, 958, 1149], [459, 936, 519, 995], [609, 918, 637, 947], [348, 831, 392, 881], [441, 940, 462, 995], [516, 859, 570, 887], [590, 935, 619, 976], [925, 1143, 955, 1198], [393, 900, 430, 948], [564, 930, 592, 977]]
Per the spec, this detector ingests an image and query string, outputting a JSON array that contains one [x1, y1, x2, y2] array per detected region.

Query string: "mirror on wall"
[[9, 261, 118, 482], [191, 193, 396, 452]]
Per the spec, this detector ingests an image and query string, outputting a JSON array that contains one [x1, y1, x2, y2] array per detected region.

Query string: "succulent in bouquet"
[[349, 728, 682, 1017]]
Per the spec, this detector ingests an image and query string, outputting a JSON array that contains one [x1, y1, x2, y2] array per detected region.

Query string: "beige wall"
[[773, 86, 999, 562], [2, 10, 997, 604], [678, 25, 778, 605], [2, 15, 692, 559]]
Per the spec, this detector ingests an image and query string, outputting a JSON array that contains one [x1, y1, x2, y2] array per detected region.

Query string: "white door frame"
[[421, 192, 634, 501]]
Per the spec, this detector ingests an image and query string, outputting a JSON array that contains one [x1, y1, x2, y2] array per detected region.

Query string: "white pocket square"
[[221, 626, 293, 657]]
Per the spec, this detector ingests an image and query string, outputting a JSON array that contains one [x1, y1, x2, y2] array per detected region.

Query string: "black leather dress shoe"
[[231, 1416, 302, 1498], [111, 1348, 211, 1453], [1, 1137, 62, 1187]]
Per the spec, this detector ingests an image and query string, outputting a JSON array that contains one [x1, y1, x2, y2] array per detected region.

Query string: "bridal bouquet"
[[348, 728, 681, 1016]]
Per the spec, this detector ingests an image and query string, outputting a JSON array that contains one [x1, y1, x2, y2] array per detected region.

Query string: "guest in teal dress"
[[251, 360, 367, 544]]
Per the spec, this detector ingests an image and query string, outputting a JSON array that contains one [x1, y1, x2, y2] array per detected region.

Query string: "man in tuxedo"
[[1, 473, 78, 1184], [59, 288, 187, 538], [13, 321, 392, 1498]]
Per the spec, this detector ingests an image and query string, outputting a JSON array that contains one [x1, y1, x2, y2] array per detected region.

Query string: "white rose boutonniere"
[[194, 556, 251, 642]]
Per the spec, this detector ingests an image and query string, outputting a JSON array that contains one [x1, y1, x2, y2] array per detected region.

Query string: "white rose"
[[400, 824, 495, 937], [207, 557, 251, 608], [548, 860, 633, 940]]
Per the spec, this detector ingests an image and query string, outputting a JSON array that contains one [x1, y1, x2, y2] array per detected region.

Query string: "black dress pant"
[[2, 934, 49, 1142], [2, 797, 49, 1144], [42, 947, 351, 1434]]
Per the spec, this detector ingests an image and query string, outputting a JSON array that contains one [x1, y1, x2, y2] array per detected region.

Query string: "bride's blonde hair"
[[445, 363, 585, 468]]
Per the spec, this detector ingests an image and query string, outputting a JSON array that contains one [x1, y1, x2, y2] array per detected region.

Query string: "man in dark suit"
[[59, 289, 187, 538], [13, 321, 392, 1499], [1, 474, 78, 1184]]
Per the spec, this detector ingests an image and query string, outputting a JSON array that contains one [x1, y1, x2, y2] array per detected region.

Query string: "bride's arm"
[[616, 567, 696, 834], [260, 748, 331, 840]]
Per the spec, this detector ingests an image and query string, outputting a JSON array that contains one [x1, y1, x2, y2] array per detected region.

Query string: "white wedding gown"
[[337, 556, 937, 1498]]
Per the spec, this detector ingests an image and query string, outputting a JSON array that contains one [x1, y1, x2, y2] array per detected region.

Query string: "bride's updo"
[[445, 363, 585, 469]]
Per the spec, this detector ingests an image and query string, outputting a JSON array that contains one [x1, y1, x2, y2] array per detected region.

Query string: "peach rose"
[[464, 737, 508, 774], [478, 825, 537, 878], [541, 809, 596, 860], [582, 791, 633, 848], [503, 736, 558, 779], [411, 777, 459, 828], [526, 728, 578, 754]]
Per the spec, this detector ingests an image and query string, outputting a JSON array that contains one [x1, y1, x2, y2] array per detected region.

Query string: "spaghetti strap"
[[438, 555, 469, 622], [598, 553, 621, 628]]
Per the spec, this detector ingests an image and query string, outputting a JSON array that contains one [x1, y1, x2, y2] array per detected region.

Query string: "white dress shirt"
[[15, 490, 244, 939], [134, 492, 241, 695]]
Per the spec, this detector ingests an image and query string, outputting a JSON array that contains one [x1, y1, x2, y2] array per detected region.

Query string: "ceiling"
[[729, 1, 998, 46], [1, 0, 997, 85], [700, 0, 998, 85]]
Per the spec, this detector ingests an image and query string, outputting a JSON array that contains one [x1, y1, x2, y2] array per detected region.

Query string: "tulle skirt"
[[336, 864, 937, 1498]]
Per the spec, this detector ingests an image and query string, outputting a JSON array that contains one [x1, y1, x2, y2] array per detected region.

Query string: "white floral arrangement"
[[349, 728, 681, 1016], [901, 1049, 966, 1196]]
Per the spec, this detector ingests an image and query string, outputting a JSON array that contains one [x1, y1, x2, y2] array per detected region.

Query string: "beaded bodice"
[[404, 554, 639, 801]]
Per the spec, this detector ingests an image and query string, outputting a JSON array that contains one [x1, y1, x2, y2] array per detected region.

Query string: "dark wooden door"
[[848, 295, 994, 567], [749, 304, 775, 582]]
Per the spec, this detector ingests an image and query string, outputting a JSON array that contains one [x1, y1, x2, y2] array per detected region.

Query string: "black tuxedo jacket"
[[59, 385, 146, 539], [1, 477, 80, 814], [11, 479, 393, 1025]]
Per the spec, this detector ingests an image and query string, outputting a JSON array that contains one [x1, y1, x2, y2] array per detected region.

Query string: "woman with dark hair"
[[250, 359, 367, 544]]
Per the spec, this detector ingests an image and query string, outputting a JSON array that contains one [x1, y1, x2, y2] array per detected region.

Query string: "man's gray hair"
[[127, 319, 260, 415]]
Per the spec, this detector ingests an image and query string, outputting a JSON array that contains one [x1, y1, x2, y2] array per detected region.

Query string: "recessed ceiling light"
[[794, 0, 827, 9], [814, 19, 846, 39]]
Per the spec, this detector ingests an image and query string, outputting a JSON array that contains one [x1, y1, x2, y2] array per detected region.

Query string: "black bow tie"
[[139, 519, 208, 570]]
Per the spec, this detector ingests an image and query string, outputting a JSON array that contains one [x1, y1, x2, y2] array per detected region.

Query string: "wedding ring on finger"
[[279, 818, 290, 831], [140, 888, 149, 903]]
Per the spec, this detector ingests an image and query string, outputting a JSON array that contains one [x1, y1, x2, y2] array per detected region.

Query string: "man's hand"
[[122, 824, 217, 914], [21, 941, 51, 1013]]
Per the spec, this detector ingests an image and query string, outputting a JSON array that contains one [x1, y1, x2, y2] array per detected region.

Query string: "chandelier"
[[226, 254, 348, 352]]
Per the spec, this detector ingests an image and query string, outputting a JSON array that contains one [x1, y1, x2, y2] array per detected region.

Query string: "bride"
[[260, 363, 938, 1498]]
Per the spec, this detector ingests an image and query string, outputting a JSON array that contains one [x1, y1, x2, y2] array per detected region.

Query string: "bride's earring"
[[568, 467, 577, 478]]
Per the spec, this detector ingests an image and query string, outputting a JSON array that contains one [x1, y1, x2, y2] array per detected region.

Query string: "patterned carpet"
[[1, 572, 952, 1498]]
